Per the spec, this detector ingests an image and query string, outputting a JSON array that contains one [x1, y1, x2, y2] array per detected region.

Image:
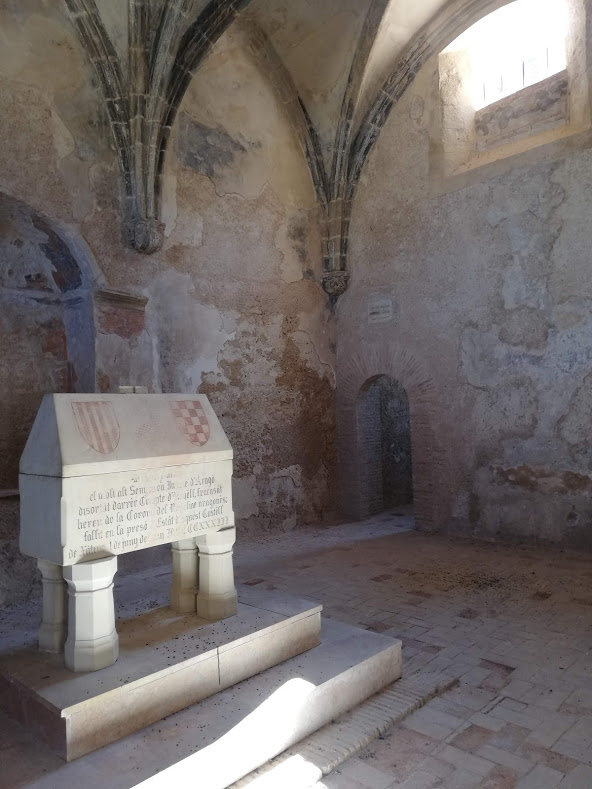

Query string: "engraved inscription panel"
[[62, 461, 233, 564]]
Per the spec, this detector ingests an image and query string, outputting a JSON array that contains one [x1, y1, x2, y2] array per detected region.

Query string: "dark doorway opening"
[[358, 375, 413, 516]]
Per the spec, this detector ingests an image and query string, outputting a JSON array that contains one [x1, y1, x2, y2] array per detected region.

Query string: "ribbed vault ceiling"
[[76, 0, 514, 296]]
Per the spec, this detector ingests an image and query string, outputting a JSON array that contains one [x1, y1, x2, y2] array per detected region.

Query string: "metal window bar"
[[482, 44, 557, 107]]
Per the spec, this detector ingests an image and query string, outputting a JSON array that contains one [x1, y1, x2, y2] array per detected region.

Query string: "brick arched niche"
[[337, 343, 452, 530]]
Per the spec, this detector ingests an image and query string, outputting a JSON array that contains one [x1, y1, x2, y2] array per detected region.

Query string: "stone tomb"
[[20, 393, 238, 672], [5, 394, 405, 768]]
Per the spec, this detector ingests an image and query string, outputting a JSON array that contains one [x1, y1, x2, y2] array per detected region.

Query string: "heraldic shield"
[[170, 399, 211, 446], [72, 401, 121, 455]]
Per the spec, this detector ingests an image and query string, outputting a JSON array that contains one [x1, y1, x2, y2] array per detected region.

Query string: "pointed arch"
[[242, 20, 329, 209]]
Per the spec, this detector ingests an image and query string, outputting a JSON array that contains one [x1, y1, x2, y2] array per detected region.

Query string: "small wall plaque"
[[368, 295, 394, 325]]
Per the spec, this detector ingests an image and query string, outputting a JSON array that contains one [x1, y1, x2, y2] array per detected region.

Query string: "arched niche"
[[336, 342, 452, 530], [0, 191, 101, 492], [357, 374, 413, 517]]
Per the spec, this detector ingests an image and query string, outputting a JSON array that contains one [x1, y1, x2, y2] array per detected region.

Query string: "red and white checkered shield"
[[170, 399, 211, 446], [72, 401, 120, 455]]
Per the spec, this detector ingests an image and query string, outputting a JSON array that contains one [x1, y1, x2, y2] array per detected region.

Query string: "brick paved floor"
[[234, 514, 592, 789], [2, 512, 592, 789]]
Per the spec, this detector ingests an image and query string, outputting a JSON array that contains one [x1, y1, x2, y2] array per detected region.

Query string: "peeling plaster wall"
[[155, 28, 337, 537], [0, 192, 98, 605], [0, 6, 335, 604], [342, 42, 592, 547]]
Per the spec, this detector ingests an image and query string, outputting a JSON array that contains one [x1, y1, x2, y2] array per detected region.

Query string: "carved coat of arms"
[[72, 401, 120, 455], [170, 400, 210, 446]]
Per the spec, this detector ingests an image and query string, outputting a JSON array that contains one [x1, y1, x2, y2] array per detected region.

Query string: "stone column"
[[37, 559, 67, 653], [195, 527, 238, 621], [63, 556, 119, 672], [170, 539, 198, 613]]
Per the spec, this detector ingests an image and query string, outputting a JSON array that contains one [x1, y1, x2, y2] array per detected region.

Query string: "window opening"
[[444, 0, 568, 109]]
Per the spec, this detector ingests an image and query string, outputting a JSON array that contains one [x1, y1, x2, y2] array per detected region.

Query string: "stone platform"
[[137, 618, 402, 789], [0, 585, 322, 761], [7, 616, 401, 789]]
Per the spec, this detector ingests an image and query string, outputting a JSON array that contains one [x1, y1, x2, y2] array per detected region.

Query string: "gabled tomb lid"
[[20, 394, 232, 479]]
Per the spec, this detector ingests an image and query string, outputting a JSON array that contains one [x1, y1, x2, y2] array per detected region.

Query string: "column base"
[[63, 556, 118, 673], [39, 622, 67, 654], [37, 559, 67, 654], [65, 630, 119, 673], [170, 540, 198, 614], [170, 588, 197, 614], [196, 589, 238, 621], [195, 527, 237, 622]]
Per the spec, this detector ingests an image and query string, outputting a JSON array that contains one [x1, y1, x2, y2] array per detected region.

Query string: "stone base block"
[[0, 616, 402, 789], [64, 629, 119, 673], [197, 587, 239, 621], [0, 587, 322, 761], [120, 617, 402, 789]]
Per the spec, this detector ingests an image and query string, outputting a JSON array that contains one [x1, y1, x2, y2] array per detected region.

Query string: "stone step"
[[18, 616, 401, 789], [233, 670, 458, 787], [0, 586, 322, 761], [135, 617, 402, 789]]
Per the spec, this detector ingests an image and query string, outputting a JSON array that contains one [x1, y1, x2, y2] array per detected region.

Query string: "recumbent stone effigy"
[[19, 393, 237, 672]]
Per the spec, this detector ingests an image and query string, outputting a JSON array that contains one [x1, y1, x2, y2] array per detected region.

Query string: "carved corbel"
[[322, 270, 351, 303]]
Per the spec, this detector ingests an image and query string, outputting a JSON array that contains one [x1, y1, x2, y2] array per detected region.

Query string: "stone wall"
[[3, 0, 592, 605], [474, 71, 569, 152], [340, 36, 592, 546], [0, 4, 336, 605]]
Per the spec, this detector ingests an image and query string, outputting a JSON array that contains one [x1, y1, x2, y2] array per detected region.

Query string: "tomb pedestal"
[[196, 527, 238, 621], [6, 393, 406, 774], [37, 559, 67, 653], [170, 539, 199, 613], [0, 587, 325, 761], [63, 557, 119, 673]]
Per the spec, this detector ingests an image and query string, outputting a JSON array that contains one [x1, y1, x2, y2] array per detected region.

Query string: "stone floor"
[[236, 513, 592, 789], [2, 512, 592, 788]]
